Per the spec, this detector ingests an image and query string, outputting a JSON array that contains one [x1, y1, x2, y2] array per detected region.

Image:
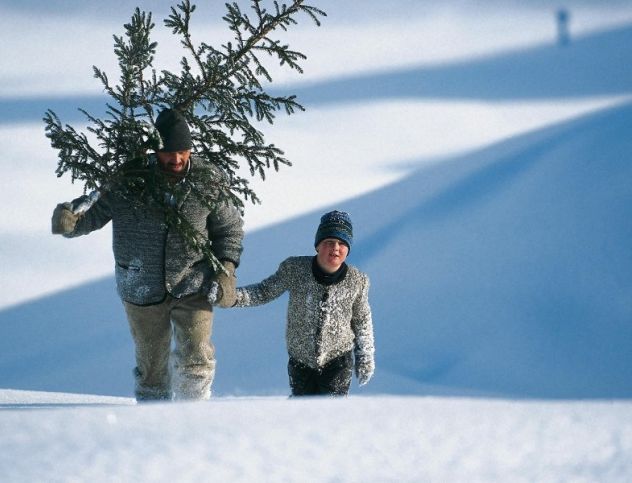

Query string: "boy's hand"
[[51, 203, 79, 234], [355, 354, 375, 386]]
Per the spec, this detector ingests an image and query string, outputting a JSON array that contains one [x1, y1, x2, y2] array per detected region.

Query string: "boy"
[[234, 210, 375, 396]]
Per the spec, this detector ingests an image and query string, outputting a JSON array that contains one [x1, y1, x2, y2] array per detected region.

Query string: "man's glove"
[[207, 261, 237, 308], [355, 354, 375, 386], [51, 203, 79, 235]]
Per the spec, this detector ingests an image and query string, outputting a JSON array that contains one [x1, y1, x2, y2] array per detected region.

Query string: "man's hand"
[[355, 354, 375, 386], [51, 203, 79, 235], [208, 261, 237, 308]]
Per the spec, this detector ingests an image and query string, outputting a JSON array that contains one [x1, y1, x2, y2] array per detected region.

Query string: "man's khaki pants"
[[123, 293, 215, 401]]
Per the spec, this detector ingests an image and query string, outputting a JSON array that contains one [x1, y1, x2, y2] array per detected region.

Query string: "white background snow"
[[1, 0, 632, 481]]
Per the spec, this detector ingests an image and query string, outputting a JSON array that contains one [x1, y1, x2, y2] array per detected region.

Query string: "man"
[[51, 108, 244, 401]]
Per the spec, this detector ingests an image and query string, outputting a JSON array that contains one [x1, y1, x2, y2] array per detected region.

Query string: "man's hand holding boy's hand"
[[355, 354, 375, 386], [208, 261, 237, 308]]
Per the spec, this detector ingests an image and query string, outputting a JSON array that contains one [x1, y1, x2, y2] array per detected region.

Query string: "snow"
[[2, 392, 632, 482], [1, 0, 632, 481], [0, 389, 133, 408]]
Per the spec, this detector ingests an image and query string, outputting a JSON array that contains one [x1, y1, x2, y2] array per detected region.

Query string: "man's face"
[[316, 238, 349, 273], [157, 150, 191, 175]]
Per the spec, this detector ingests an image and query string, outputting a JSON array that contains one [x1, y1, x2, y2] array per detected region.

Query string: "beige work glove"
[[207, 261, 237, 308], [51, 203, 79, 235]]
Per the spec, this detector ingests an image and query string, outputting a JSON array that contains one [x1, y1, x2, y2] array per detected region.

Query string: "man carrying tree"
[[51, 108, 244, 401], [44, 1, 326, 400]]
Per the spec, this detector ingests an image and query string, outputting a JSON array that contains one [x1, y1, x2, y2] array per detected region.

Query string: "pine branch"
[[44, 0, 326, 269], [172, 0, 325, 111]]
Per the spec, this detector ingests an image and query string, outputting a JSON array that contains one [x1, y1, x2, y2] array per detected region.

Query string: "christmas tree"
[[44, 0, 325, 270]]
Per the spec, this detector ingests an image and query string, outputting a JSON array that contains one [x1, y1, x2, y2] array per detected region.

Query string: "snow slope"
[[1, 391, 632, 482], [2, 6, 631, 309], [290, 23, 632, 103], [2, 99, 631, 400], [1, 2, 632, 481], [186, 99, 632, 400]]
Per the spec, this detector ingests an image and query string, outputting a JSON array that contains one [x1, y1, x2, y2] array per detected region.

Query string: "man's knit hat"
[[314, 210, 353, 250], [155, 108, 192, 152]]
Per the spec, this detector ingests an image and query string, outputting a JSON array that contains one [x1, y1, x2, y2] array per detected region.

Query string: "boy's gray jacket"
[[65, 159, 244, 305], [235, 256, 375, 369]]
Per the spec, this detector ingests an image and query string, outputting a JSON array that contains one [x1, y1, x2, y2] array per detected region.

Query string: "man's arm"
[[205, 200, 244, 307], [52, 192, 113, 237], [207, 201, 244, 266]]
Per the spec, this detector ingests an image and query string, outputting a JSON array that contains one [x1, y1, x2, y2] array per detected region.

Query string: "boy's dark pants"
[[288, 352, 353, 396]]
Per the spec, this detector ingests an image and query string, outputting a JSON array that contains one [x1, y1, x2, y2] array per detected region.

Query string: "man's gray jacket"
[[65, 158, 244, 305]]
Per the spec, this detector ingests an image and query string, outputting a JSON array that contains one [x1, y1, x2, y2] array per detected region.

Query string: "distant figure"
[[556, 8, 571, 46]]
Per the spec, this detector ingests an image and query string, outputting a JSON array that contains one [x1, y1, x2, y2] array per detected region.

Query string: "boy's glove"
[[207, 261, 237, 308], [355, 354, 375, 386], [51, 203, 79, 234]]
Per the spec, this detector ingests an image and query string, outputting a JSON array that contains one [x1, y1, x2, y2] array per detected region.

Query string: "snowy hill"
[[2, 391, 632, 482], [2, 2, 632, 481], [5, 23, 632, 124], [2, 99, 631, 399], [289, 24, 632, 104]]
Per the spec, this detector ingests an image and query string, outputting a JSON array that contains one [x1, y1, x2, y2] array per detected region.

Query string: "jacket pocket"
[[116, 260, 141, 271]]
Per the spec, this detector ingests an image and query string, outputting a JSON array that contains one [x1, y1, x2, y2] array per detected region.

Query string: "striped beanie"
[[314, 210, 353, 250]]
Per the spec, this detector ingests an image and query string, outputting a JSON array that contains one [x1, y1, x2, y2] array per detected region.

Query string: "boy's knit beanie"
[[314, 210, 353, 250], [155, 108, 192, 152]]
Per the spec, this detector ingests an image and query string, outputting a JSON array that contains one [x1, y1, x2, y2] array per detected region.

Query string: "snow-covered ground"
[[1, 0, 632, 481], [2, 390, 632, 482]]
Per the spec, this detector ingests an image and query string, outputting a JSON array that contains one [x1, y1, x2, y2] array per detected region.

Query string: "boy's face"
[[316, 238, 349, 273]]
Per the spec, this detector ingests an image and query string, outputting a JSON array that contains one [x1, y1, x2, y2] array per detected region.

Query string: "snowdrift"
[[2, 100, 631, 399], [2, 392, 632, 482], [291, 24, 632, 104], [4, 23, 632, 125]]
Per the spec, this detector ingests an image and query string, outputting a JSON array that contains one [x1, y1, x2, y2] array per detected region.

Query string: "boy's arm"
[[234, 259, 290, 307], [351, 274, 375, 386]]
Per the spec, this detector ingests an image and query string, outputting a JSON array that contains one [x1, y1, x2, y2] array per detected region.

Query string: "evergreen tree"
[[44, 0, 325, 271]]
